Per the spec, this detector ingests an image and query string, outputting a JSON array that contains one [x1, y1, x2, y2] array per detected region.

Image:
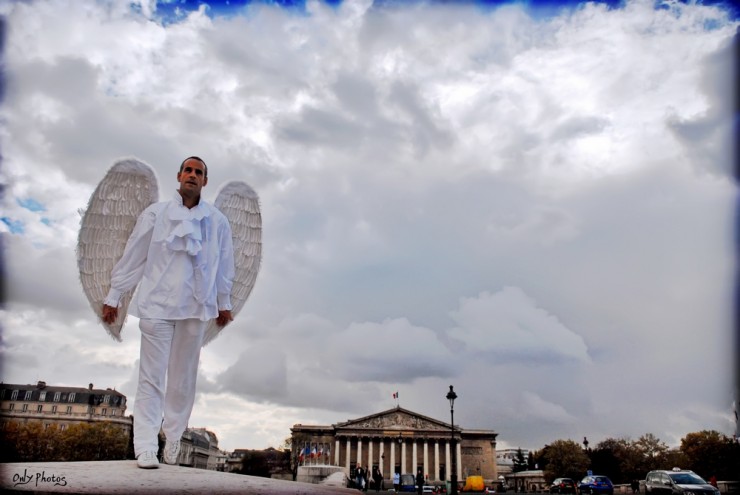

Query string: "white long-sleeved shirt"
[[104, 191, 235, 321]]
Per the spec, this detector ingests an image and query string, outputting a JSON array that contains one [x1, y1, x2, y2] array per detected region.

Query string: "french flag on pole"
[[393, 391, 399, 399]]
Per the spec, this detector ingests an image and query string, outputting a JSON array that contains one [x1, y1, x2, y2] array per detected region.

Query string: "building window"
[[22, 404, 28, 412], [104, 395, 110, 404], [68, 393, 76, 402], [52, 405, 57, 413], [24, 391, 32, 401], [111, 409, 116, 416], [8, 404, 14, 411], [39, 391, 46, 401], [53, 392, 60, 402], [37, 405, 43, 413], [44, 424, 50, 430], [90, 408, 95, 415], [11, 390, 19, 401], [66, 406, 72, 414], [102, 408, 107, 416], [60, 424, 66, 431]]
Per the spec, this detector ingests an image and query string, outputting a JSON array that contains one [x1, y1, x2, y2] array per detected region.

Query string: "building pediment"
[[335, 406, 451, 432]]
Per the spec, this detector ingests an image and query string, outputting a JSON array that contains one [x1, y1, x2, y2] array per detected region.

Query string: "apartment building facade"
[[0, 381, 132, 434]]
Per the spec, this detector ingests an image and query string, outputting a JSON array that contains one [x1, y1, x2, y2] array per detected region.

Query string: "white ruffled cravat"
[[165, 191, 209, 255], [165, 191, 211, 302]]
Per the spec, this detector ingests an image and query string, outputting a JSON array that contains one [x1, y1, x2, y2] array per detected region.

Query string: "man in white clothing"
[[102, 157, 235, 469]]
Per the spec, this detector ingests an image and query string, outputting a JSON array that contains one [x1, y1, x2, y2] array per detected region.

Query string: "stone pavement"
[[0, 461, 359, 494]]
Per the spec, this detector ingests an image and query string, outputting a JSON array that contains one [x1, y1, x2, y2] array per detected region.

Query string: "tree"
[[239, 450, 270, 477], [634, 433, 668, 473], [280, 436, 292, 450], [0, 422, 64, 462], [0, 421, 130, 462], [542, 439, 590, 482], [680, 430, 740, 480], [513, 448, 528, 472], [591, 438, 626, 483]]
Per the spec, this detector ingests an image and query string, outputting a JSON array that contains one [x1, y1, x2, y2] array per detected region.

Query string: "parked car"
[[550, 478, 578, 494], [578, 476, 614, 495], [399, 474, 417, 492], [644, 469, 720, 495]]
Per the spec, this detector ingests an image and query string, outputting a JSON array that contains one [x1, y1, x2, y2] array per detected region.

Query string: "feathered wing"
[[203, 181, 262, 346], [76, 158, 159, 341]]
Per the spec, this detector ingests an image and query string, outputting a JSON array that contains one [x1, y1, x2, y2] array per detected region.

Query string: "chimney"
[[89, 383, 93, 391], [37, 381, 46, 389]]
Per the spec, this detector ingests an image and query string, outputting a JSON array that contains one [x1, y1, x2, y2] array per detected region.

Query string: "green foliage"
[[238, 448, 292, 478], [534, 431, 739, 484], [542, 439, 590, 482], [680, 430, 740, 480], [590, 437, 645, 484], [60, 422, 129, 461], [0, 421, 129, 462], [239, 450, 270, 477], [513, 448, 528, 473]]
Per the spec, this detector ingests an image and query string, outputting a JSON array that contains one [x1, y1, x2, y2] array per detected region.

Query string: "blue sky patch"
[[17, 197, 46, 212], [146, 0, 739, 22], [1, 217, 25, 234]]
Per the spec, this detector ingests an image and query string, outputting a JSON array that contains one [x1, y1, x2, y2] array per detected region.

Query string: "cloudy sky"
[[1, 0, 738, 454]]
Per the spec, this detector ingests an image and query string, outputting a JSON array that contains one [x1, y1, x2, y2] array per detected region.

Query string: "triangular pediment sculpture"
[[335, 406, 451, 432]]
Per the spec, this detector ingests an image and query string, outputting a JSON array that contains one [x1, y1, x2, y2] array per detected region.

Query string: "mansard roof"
[[334, 406, 456, 433], [0, 382, 127, 406]]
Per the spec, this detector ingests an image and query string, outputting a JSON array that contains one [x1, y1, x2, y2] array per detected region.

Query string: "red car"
[[550, 478, 578, 494]]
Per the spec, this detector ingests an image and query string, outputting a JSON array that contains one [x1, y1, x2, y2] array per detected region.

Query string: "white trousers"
[[133, 318, 205, 457]]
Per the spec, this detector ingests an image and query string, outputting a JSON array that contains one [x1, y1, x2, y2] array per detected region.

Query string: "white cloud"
[[1, 0, 736, 452], [449, 287, 591, 365]]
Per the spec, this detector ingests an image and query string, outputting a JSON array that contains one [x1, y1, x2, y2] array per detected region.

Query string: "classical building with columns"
[[290, 406, 498, 485]]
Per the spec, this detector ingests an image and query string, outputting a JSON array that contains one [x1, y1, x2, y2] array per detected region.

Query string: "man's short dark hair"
[[180, 156, 208, 178]]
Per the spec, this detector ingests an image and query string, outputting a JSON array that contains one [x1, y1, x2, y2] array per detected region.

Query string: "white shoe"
[[137, 451, 159, 469], [164, 440, 180, 465]]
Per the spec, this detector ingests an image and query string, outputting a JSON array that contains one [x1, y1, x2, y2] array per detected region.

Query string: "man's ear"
[[203, 176, 208, 187]]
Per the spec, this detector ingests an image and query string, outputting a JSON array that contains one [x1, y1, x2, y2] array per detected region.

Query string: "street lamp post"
[[447, 385, 458, 495]]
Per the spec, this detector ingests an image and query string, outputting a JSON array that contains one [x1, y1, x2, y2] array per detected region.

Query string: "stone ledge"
[[0, 461, 358, 494]]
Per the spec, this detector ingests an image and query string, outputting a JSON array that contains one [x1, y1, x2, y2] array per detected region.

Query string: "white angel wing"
[[76, 158, 159, 341], [203, 181, 262, 346]]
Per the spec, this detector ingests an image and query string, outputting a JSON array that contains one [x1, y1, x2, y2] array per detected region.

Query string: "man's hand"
[[216, 310, 233, 327], [102, 304, 118, 325]]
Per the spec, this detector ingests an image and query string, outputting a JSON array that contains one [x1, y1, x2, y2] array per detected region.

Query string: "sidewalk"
[[0, 461, 358, 494]]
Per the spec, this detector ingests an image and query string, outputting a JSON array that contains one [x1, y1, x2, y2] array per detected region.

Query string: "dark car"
[[644, 470, 720, 495], [550, 478, 578, 494], [578, 476, 614, 495], [398, 473, 417, 492]]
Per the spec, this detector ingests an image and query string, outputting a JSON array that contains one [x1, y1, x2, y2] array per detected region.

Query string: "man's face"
[[177, 159, 208, 195]]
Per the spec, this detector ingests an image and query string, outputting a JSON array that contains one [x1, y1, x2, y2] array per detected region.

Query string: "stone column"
[[412, 441, 418, 475], [390, 439, 396, 476], [368, 438, 373, 470], [380, 440, 385, 477], [456, 442, 462, 481], [335, 439, 340, 466], [346, 438, 351, 471], [445, 441, 451, 481], [358, 438, 363, 468], [434, 440, 440, 481], [423, 439, 429, 479], [401, 439, 407, 474]]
